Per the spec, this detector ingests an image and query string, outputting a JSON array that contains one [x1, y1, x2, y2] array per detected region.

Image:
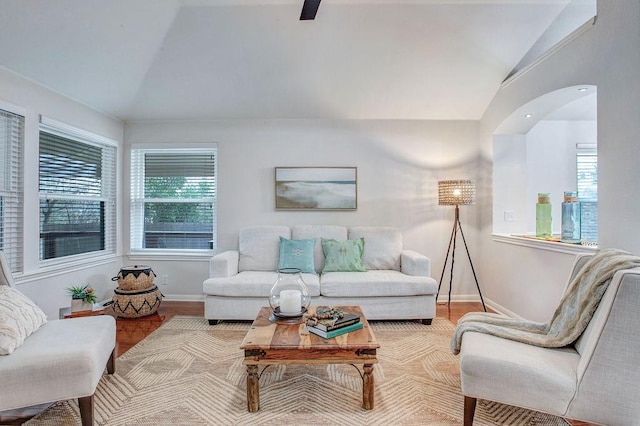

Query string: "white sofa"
[[203, 225, 437, 324]]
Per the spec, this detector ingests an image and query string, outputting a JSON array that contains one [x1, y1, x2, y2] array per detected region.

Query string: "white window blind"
[[130, 148, 217, 251], [577, 147, 597, 243], [39, 118, 117, 262], [0, 109, 24, 272]]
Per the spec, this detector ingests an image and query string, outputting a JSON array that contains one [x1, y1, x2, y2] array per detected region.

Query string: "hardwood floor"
[[114, 301, 203, 356], [0, 301, 593, 425]]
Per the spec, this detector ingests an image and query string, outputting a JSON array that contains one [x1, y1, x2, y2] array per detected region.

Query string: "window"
[[130, 148, 217, 252], [39, 117, 117, 262], [577, 145, 597, 242], [0, 108, 24, 272]]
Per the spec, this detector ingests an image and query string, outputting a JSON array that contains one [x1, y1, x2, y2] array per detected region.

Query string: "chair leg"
[[78, 395, 94, 426], [464, 395, 477, 426], [107, 348, 116, 374]]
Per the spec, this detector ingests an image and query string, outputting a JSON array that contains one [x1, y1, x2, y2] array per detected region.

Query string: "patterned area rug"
[[26, 317, 568, 425]]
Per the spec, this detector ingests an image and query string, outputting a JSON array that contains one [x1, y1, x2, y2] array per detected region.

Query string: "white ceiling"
[[0, 0, 576, 121]]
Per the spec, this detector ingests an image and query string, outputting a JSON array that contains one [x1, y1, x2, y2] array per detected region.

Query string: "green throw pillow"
[[321, 238, 367, 273], [278, 237, 316, 273]]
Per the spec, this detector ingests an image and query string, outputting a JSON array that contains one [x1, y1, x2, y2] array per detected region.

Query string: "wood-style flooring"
[[0, 301, 593, 425]]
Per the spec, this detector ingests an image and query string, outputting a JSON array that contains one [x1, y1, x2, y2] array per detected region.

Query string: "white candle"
[[279, 289, 301, 314]]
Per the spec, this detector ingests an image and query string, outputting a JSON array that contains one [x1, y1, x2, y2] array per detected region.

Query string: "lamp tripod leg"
[[448, 223, 457, 306]]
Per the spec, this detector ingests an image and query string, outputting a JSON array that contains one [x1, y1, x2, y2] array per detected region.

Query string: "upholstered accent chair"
[[0, 252, 116, 425], [458, 253, 640, 426]]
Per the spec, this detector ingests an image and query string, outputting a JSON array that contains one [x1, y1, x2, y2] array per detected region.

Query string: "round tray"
[[272, 306, 307, 318], [269, 307, 308, 324]]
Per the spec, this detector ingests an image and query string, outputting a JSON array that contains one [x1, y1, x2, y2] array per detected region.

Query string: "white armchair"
[[0, 252, 116, 425], [458, 253, 640, 425]]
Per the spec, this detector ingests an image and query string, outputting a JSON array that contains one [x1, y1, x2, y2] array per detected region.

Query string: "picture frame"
[[275, 167, 357, 210]]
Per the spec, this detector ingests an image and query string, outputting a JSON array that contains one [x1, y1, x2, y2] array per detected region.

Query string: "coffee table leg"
[[246, 365, 260, 412], [363, 364, 374, 410]]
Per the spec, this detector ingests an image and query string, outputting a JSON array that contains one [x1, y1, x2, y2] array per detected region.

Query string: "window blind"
[[577, 149, 597, 242], [0, 109, 23, 272], [131, 148, 217, 251], [144, 153, 215, 178], [39, 132, 103, 195], [39, 120, 117, 261]]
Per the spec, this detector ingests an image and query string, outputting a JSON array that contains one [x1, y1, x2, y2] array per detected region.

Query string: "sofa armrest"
[[401, 250, 431, 276], [210, 250, 240, 278]]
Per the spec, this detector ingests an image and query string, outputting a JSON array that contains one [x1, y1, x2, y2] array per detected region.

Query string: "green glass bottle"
[[536, 193, 552, 238]]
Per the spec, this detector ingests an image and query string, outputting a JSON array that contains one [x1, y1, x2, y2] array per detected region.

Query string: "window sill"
[[16, 253, 120, 284], [492, 233, 598, 255]]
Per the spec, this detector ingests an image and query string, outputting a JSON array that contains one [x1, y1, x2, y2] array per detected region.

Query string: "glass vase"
[[269, 268, 310, 319], [561, 191, 581, 243], [536, 193, 552, 238]]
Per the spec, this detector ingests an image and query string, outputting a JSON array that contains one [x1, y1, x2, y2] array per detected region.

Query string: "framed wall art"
[[275, 167, 357, 210]]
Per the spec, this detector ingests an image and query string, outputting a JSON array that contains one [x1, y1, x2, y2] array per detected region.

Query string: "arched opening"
[[492, 85, 597, 245]]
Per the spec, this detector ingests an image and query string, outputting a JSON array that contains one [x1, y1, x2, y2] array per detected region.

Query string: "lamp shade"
[[438, 180, 476, 206]]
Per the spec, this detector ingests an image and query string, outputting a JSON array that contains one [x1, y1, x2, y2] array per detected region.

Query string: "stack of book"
[[307, 312, 362, 339]]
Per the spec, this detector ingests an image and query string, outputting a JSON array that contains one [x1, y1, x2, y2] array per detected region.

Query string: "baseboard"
[[161, 294, 205, 302]]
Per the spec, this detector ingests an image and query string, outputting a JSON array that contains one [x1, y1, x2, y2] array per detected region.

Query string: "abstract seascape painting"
[[275, 167, 357, 210]]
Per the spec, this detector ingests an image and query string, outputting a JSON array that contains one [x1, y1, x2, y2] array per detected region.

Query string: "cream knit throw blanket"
[[451, 249, 640, 355]]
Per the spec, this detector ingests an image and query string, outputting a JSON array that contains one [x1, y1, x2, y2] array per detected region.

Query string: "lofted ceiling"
[[0, 0, 577, 122]]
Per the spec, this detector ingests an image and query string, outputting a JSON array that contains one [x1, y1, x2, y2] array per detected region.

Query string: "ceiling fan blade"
[[300, 0, 321, 20]]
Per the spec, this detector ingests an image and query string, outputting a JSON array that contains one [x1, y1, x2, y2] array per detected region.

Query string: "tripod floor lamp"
[[436, 180, 486, 311]]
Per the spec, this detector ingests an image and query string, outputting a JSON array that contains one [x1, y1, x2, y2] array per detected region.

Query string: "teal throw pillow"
[[278, 237, 316, 273], [321, 238, 367, 273]]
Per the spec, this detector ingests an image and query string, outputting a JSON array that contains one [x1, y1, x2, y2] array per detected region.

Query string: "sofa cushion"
[[277, 237, 316, 273], [0, 286, 48, 355], [320, 270, 437, 297], [203, 271, 321, 297], [459, 331, 579, 415], [291, 225, 347, 273], [239, 226, 291, 272], [0, 315, 116, 410], [348, 226, 402, 271], [321, 238, 366, 273]]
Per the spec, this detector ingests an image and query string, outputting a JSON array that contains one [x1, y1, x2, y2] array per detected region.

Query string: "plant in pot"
[[67, 284, 97, 312]]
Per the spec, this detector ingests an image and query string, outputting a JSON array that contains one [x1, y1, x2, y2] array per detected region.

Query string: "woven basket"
[[111, 285, 163, 318], [112, 265, 156, 291]]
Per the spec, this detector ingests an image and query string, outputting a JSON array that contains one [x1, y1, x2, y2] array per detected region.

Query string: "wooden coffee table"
[[240, 305, 379, 412]]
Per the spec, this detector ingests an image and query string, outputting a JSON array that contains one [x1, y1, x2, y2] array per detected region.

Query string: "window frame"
[[129, 145, 217, 254], [38, 116, 118, 265]]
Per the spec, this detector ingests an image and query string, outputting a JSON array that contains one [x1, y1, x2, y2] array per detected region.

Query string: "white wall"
[[0, 67, 124, 319], [478, 0, 640, 321], [493, 134, 527, 235], [124, 119, 485, 300]]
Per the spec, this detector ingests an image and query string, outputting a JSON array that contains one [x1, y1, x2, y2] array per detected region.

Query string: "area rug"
[[26, 317, 568, 425]]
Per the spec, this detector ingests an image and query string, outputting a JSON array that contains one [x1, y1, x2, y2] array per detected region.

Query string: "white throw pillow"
[[348, 226, 403, 271], [0, 286, 48, 355], [238, 226, 291, 272]]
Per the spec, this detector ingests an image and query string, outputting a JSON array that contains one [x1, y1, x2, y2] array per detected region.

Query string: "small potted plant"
[[67, 284, 97, 312]]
